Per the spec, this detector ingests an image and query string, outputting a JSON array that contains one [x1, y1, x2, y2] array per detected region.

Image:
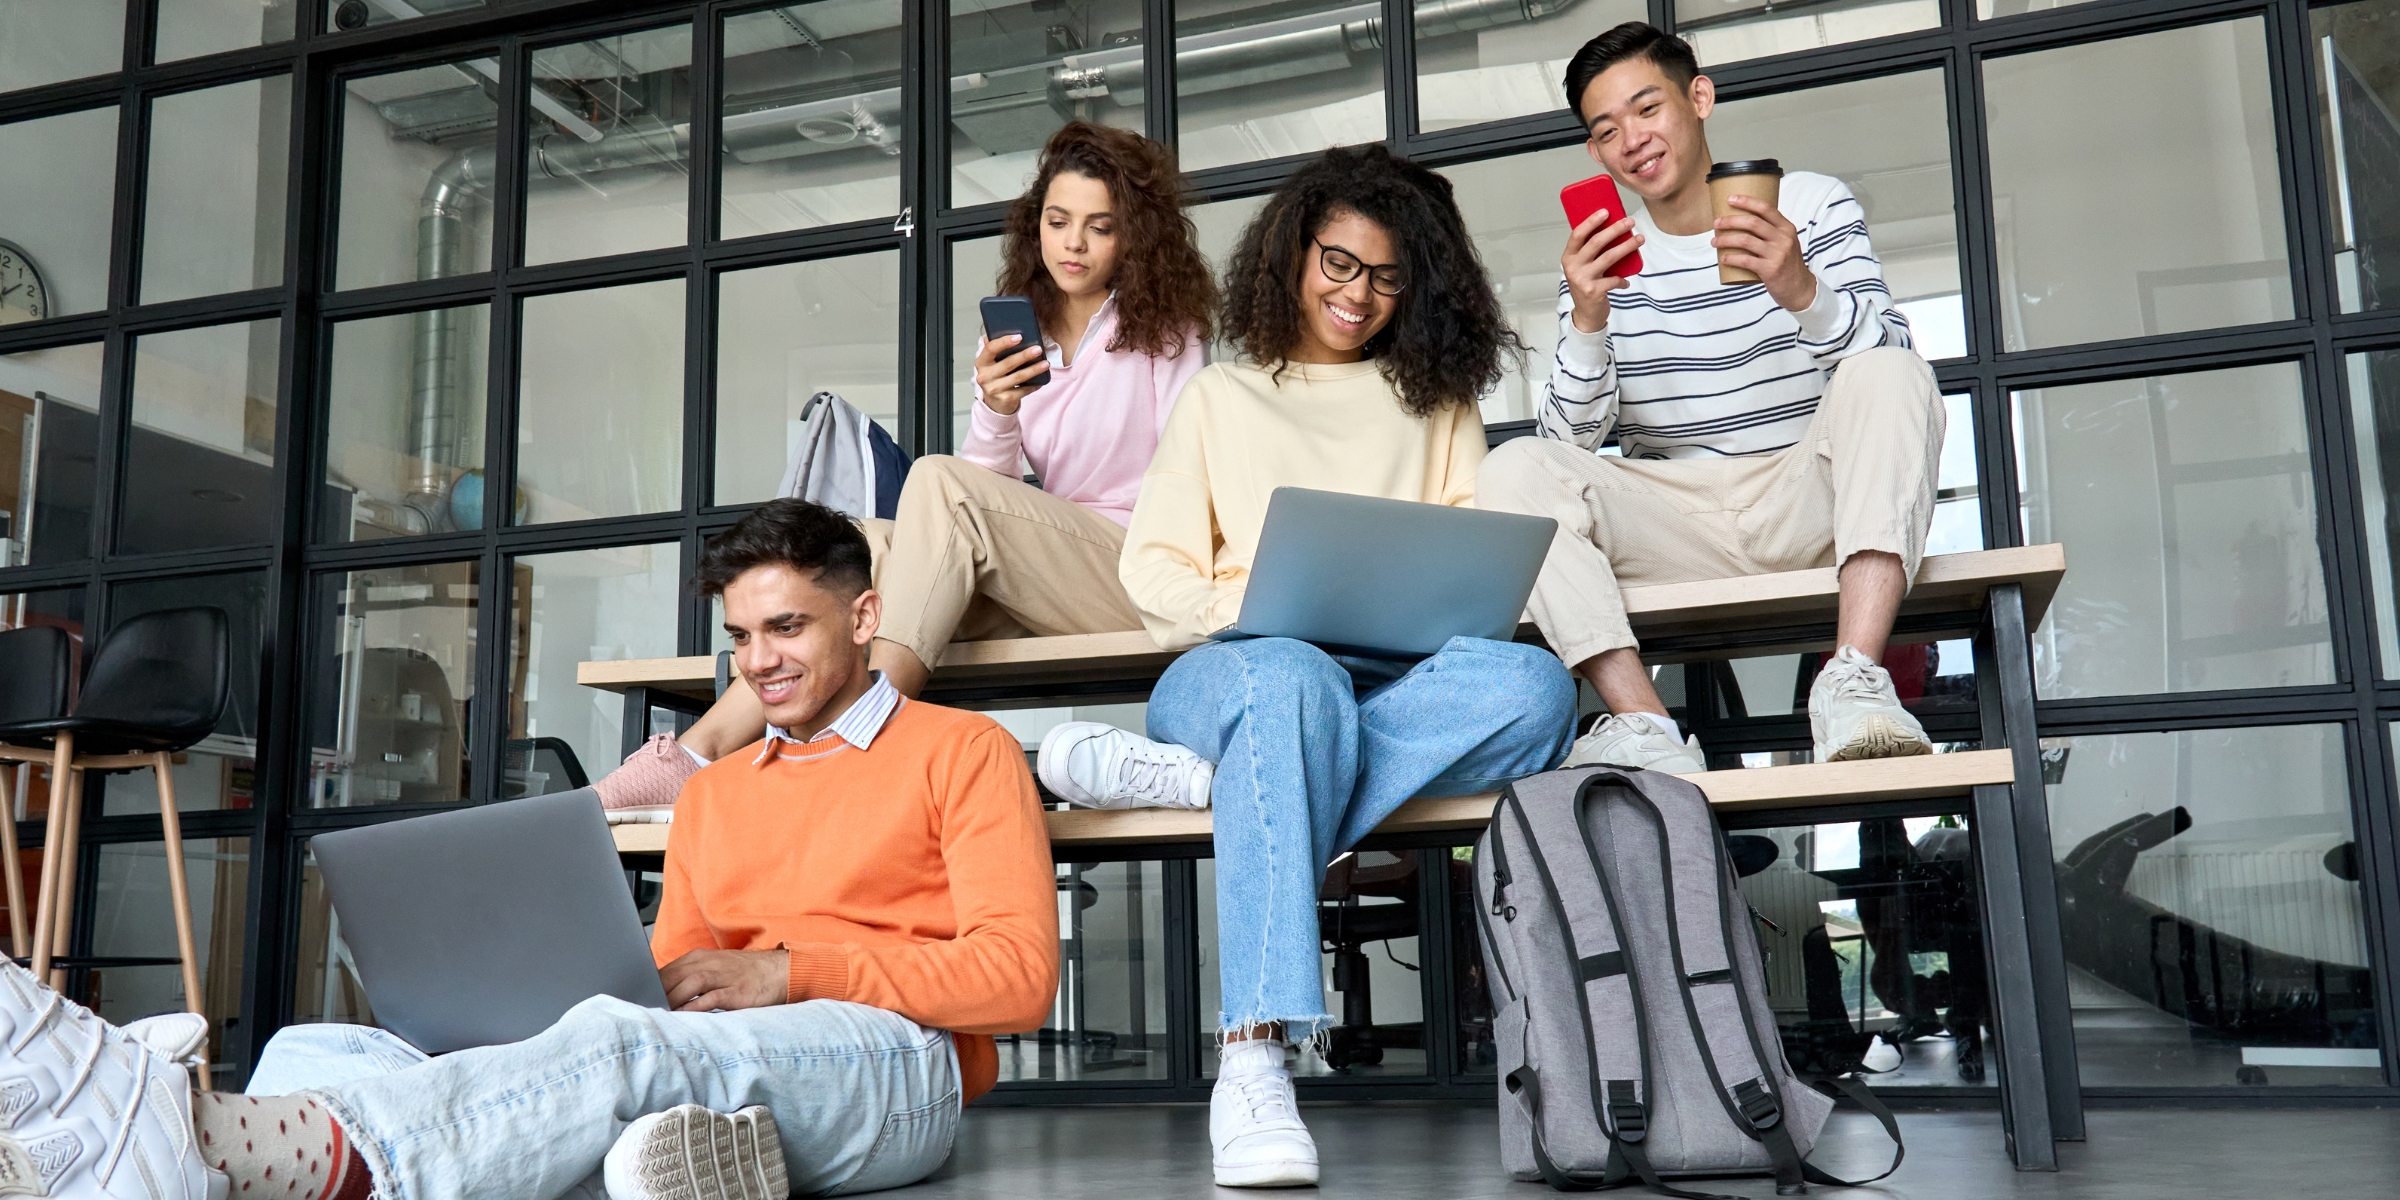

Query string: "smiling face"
[[1578, 56, 1714, 205], [1291, 208, 1399, 364], [720, 562, 880, 733], [1039, 169, 1119, 299]]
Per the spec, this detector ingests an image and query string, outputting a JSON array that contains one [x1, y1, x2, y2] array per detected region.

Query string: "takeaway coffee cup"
[[1707, 159, 1785, 285]]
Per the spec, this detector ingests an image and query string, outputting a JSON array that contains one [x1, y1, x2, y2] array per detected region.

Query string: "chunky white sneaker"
[[1561, 714, 1706, 774], [1210, 1040, 1316, 1188], [1037, 722, 1212, 810], [0, 960, 224, 1200], [1809, 646, 1934, 763], [602, 1103, 787, 1200]]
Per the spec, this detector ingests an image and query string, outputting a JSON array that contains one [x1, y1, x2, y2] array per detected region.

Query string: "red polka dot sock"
[[191, 1093, 372, 1200]]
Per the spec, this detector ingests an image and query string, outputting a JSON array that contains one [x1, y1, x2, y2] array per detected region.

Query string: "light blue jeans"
[[250, 997, 960, 1200], [1147, 635, 1575, 1037]]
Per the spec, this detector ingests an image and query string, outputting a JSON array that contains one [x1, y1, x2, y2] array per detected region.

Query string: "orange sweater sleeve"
[[784, 725, 1059, 1034], [649, 789, 716, 967]]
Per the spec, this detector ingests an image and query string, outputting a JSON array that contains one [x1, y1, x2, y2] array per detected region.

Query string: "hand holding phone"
[[977, 295, 1051, 413], [1559, 174, 1646, 335], [1559, 174, 1643, 278]]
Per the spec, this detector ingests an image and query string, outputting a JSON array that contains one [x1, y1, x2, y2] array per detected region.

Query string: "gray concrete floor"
[[905, 1102, 2400, 1198]]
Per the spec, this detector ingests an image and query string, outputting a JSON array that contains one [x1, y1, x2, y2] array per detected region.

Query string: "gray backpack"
[[1472, 766, 1903, 1196]]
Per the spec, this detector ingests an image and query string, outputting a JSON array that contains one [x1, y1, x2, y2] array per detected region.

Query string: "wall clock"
[[0, 239, 49, 325]]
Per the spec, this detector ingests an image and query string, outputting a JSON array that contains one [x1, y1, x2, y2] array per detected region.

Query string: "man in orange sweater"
[[164, 499, 1059, 1200]]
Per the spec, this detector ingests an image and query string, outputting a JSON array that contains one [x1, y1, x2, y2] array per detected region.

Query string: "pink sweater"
[[962, 293, 1208, 527]]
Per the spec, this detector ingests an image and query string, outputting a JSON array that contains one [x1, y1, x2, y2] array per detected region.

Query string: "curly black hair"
[[1220, 144, 1522, 417]]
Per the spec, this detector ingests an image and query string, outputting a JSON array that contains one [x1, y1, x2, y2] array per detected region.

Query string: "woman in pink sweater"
[[596, 122, 1215, 811]]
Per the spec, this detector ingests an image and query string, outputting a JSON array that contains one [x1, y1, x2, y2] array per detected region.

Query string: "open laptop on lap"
[[311, 787, 669, 1053], [1213, 487, 1556, 659]]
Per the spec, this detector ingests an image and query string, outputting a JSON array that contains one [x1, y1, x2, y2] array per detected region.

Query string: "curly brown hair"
[[1221, 144, 1523, 417], [997, 123, 1215, 358]]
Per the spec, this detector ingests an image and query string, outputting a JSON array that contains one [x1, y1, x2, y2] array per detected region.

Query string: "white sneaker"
[[602, 1103, 787, 1200], [1210, 1040, 1317, 1188], [1809, 646, 1934, 763], [0, 961, 224, 1200], [1037, 722, 1212, 810], [1562, 714, 1706, 774]]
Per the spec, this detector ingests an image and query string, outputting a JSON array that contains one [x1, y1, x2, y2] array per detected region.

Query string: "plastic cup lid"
[[1708, 159, 1784, 180]]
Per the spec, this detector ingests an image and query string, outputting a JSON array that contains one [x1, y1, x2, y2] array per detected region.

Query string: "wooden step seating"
[[584, 541, 2073, 1169], [609, 749, 2017, 858], [577, 544, 2064, 715]]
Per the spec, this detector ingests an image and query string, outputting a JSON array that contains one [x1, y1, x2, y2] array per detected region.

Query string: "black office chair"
[[1317, 853, 1428, 1070], [0, 608, 228, 1035], [0, 625, 75, 959], [505, 736, 591, 798]]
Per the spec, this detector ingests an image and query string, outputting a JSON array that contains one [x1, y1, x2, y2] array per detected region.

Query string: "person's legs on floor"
[[1144, 637, 1359, 1187], [287, 995, 959, 1200], [1148, 638, 1359, 1039], [246, 1023, 432, 1096]]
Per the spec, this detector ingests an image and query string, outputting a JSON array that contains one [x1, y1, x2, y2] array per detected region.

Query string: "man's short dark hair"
[[697, 498, 872, 599], [1563, 22, 1700, 127]]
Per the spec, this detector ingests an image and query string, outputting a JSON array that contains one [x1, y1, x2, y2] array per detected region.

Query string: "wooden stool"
[[0, 608, 230, 1080]]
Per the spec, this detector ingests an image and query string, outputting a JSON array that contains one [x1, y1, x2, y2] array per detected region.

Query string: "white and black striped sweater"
[[1537, 171, 1914, 459]]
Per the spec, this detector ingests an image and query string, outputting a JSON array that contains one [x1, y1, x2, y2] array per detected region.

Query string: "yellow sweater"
[[1119, 358, 1489, 650]]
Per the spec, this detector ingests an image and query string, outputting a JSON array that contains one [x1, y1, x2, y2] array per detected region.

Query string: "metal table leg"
[[1982, 582, 2085, 1141], [1970, 583, 2061, 1171], [621, 686, 655, 760]]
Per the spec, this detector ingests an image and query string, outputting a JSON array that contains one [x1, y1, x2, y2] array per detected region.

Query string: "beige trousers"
[[1477, 347, 1944, 670], [861, 454, 1145, 668]]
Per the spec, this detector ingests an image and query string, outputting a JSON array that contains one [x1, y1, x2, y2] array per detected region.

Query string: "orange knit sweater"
[[650, 698, 1058, 1102]]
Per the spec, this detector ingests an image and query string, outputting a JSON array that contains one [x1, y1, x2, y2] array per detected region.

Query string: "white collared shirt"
[[750, 671, 903, 765]]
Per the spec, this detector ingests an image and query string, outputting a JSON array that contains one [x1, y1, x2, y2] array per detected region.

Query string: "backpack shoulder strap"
[[1501, 772, 1698, 1198], [1572, 771, 1762, 1200], [1612, 772, 1819, 1193], [1796, 1076, 1906, 1188]]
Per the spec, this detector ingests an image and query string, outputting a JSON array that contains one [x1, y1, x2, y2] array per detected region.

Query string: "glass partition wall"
[[1, 0, 2397, 1103]]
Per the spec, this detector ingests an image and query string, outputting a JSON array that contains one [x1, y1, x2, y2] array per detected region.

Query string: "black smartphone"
[[978, 295, 1051, 390]]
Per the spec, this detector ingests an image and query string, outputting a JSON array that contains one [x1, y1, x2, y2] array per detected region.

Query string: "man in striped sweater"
[[1479, 21, 1946, 772]]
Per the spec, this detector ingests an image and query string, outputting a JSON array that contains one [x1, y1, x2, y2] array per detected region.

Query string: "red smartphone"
[[1559, 173, 1644, 277]]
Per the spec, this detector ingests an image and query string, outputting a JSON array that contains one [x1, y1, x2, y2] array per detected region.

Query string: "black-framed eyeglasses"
[[1314, 239, 1407, 296]]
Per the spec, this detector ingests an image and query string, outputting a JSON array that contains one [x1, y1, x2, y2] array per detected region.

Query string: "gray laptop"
[[1214, 487, 1556, 659], [311, 788, 668, 1053]]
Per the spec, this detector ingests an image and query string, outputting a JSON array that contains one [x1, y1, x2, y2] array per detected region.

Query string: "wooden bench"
[[577, 544, 2064, 721], [583, 541, 2074, 1168], [610, 749, 2016, 859]]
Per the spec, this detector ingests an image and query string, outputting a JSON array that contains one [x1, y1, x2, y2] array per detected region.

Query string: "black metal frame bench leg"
[[1971, 582, 2084, 1170], [620, 653, 731, 760], [621, 687, 656, 761]]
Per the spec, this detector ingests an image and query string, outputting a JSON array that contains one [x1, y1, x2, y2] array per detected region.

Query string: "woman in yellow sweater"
[[1039, 146, 1576, 1188]]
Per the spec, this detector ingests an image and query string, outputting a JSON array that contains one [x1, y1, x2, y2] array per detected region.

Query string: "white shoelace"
[[1820, 654, 1893, 703], [1224, 1069, 1301, 1127], [1110, 746, 1195, 806]]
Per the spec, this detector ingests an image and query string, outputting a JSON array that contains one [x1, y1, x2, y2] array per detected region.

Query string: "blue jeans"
[[253, 998, 960, 1200], [1147, 635, 1574, 1036]]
